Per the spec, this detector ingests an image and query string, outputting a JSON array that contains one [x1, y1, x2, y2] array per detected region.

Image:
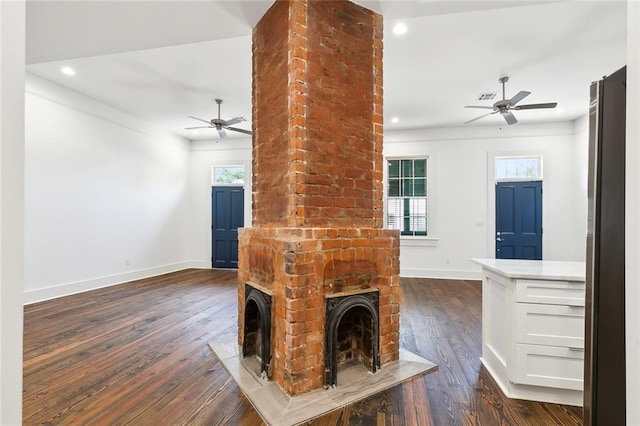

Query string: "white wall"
[[188, 139, 252, 267], [384, 122, 587, 279], [24, 74, 194, 304], [627, 1, 640, 423], [187, 121, 589, 280], [21, 76, 593, 289], [0, 1, 25, 423]]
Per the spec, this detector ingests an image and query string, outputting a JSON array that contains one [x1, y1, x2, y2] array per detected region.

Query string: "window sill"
[[399, 236, 439, 247]]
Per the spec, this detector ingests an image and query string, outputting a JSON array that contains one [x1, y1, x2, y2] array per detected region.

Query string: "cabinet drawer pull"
[[569, 347, 584, 352]]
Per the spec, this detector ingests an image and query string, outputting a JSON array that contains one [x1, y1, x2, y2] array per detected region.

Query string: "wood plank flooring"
[[23, 269, 583, 425]]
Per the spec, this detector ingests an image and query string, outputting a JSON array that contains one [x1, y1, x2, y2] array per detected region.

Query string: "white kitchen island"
[[472, 258, 586, 407]]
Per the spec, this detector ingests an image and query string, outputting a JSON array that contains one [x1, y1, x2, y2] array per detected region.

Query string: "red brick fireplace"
[[237, 0, 400, 397]]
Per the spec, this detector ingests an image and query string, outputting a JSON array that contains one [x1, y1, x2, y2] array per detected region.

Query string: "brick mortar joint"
[[286, 0, 310, 223]]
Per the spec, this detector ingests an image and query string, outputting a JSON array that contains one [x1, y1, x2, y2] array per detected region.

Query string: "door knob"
[[496, 237, 503, 242]]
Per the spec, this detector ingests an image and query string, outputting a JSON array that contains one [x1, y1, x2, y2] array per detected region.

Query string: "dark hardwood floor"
[[23, 269, 583, 425]]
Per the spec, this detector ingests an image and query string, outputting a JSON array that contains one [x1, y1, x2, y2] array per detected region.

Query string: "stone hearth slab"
[[208, 338, 437, 425]]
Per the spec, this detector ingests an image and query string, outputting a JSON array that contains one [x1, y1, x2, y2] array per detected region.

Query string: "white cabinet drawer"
[[516, 279, 585, 306], [514, 343, 584, 391], [516, 303, 584, 348]]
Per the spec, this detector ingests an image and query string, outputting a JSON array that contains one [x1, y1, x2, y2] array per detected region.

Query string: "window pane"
[[389, 179, 400, 196], [402, 179, 413, 196], [214, 166, 245, 184], [402, 159, 413, 177], [496, 159, 507, 179], [388, 160, 400, 178], [516, 158, 528, 177], [414, 159, 426, 177], [495, 156, 542, 180], [506, 159, 516, 177], [410, 215, 427, 233], [527, 158, 538, 177], [409, 198, 427, 232], [387, 198, 403, 231], [414, 178, 426, 196]]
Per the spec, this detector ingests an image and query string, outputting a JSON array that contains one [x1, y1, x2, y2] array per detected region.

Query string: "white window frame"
[[494, 155, 544, 182], [385, 156, 430, 237]]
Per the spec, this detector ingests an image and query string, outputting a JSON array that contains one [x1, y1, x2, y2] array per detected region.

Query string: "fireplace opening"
[[337, 306, 374, 365], [243, 285, 272, 378], [325, 290, 380, 387]]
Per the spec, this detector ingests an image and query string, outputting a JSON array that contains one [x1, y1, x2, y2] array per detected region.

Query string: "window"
[[212, 165, 245, 185], [387, 158, 427, 236], [495, 156, 542, 180]]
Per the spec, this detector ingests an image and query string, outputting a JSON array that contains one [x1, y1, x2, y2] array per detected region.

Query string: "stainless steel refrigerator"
[[584, 66, 626, 425]]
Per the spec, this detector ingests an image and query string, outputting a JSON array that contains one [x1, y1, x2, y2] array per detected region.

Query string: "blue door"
[[495, 181, 542, 260], [212, 186, 244, 268]]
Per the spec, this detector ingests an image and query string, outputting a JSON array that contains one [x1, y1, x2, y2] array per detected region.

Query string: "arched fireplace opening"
[[325, 291, 380, 387], [243, 286, 272, 378]]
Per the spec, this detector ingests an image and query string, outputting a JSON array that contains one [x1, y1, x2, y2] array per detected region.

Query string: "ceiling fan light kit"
[[464, 76, 558, 125], [185, 98, 252, 139]]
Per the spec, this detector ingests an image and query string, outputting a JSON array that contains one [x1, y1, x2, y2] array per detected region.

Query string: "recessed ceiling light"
[[391, 116, 400, 124], [60, 66, 76, 76], [392, 23, 408, 36], [190, 130, 199, 135]]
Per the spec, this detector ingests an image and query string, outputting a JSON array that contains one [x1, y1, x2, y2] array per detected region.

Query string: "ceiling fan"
[[464, 76, 558, 125], [186, 98, 252, 139]]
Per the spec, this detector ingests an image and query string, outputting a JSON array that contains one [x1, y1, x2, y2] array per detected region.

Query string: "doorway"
[[495, 180, 542, 260], [211, 186, 244, 268]]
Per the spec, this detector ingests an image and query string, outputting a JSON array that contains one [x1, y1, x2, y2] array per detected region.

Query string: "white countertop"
[[471, 258, 586, 282]]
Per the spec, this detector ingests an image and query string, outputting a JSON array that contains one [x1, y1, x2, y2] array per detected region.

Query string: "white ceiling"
[[26, 1, 627, 141]]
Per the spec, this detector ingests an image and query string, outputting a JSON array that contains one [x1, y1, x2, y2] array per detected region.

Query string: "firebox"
[[325, 289, 380, 387], [242, 283, 272, 378]]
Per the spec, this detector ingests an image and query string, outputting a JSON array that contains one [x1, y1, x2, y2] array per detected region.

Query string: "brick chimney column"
[[238, 0, 399, 396], [251, 0, 384, 228]]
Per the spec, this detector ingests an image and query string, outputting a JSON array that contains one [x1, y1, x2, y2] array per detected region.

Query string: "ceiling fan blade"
[[464, 111, 498, 124], [217, 128, 227, 139], [514, 102, 558, 110], [464, 106, 494, 110], [184, 126, 213, 130], [225, 126, 252, 135], [188, 116, 213, 125], [223, 117, 246, 126], [509, 91, 531, 105], [502, 111, 518, 125]]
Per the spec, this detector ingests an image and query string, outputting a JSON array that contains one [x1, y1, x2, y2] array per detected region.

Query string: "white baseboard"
[[24, 261, 208, 305], [400, 268, 482, 280]]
